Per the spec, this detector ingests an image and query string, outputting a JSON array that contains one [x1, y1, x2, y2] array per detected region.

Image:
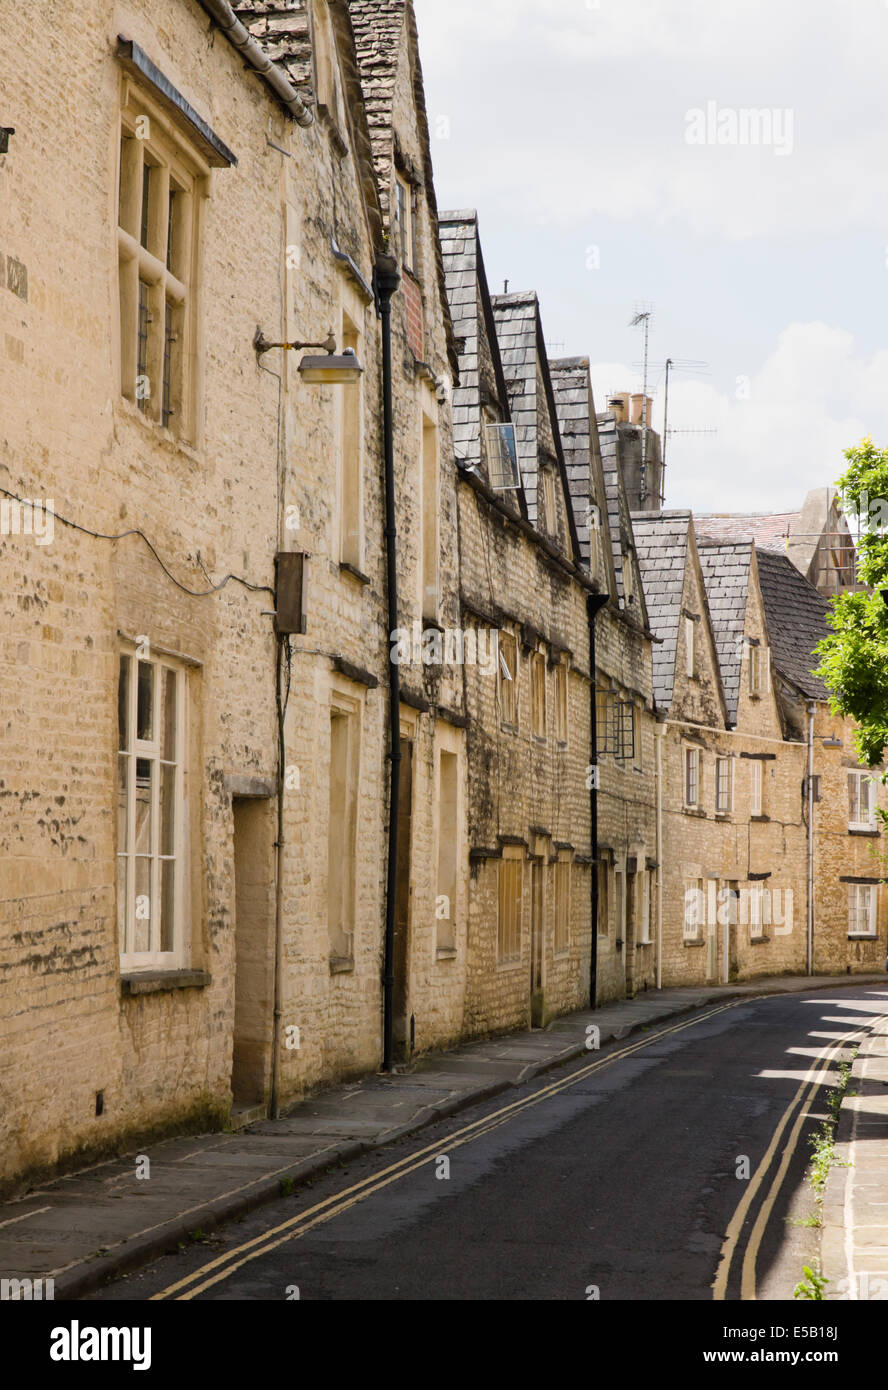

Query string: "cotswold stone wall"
[[457, 485, 594, 1038]]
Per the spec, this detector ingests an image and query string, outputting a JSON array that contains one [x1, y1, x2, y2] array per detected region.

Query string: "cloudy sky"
[[413, 0, 888, 513]]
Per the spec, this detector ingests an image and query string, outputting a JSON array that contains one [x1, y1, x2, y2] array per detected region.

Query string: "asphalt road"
[[89, 986, 888, 1302]]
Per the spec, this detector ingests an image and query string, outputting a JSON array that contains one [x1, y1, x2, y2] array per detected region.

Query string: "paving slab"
[[0, 971, 882, 1301]]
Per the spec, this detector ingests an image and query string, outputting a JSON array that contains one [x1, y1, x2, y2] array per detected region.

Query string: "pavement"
[[823, 1003, 888, 1300], [1, 971, 884, 1301]]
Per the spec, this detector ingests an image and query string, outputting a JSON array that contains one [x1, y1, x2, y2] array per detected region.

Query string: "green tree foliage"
[[815, 438, 888, 766]]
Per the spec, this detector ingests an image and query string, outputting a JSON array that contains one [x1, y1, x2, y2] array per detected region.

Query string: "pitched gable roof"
[[597, 412, 648, 622], [695, 511, 798, 551], [439, 212, 526, 500], [755, 549, 830, 702], [549, 357, 615, 595], [490, 292, 581, 563], [696, 542, 753, 725], [631, 511, 692, 709]]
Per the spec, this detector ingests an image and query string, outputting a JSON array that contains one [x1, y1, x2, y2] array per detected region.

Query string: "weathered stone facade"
[[2, 0, 883, 1201]]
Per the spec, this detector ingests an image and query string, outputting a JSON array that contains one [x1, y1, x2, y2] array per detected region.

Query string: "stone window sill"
[[849, 828, 880, 838], [436, 946, 458, 961], [121, 969, 211, 996], [339, 561, 371, 586], [683, 939, 705, 947], [329, 956, 354, 975], [715, 812, 733, 821], [500, 721, 519, 735], [749, 935, 770, 944], [751, 815, 770, 823], [847, 933, 878, 941], [683, 806, 706, 818]]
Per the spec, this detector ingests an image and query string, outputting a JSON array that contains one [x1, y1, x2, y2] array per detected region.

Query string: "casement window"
[[118, 97, 201, 437], [436, 751, 458, 953], [715, 756, 733, 814], [117, 649, 187, 968], [683, 878, 703, 940], [597, 689, 635, 760], [848, 884, 878, 937], [395, 173, 417, 274], [497, 853, 523, 963], [531, 651, 547, 739], [328, 705, 359, 963], [685, 617, 696, 678], [554, 662, 569, 745], [498, 631, 519, 726], [849, 771, 878, 831], [684, 746, 700, 808], [748, 883, 766, 940], [748, 642, 770, 697], [554, 856, 571, 954], [750, 758, 763, 817], [632, 705, 642, 770]]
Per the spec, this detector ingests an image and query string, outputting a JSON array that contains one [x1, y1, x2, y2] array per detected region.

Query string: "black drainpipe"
[[374, 254, 401, 1073], [587, 592, 608, 1006]]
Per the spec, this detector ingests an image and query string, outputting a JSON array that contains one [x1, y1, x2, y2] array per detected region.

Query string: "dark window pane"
[[160, 762, 175, 856], [160, 860, 175, 953], [137, 661, 154, 741], [118, 655, 130, 750], [162, 667, 177, 760], [140, 163, 151, 249]]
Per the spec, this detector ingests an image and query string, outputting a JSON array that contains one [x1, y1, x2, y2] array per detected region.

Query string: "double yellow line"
[[153, 1000, 743, 1300], [712, 1020, 882, 1301]]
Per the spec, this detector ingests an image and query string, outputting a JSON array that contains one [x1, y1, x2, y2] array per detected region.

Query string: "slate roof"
[[597, 413, 633, 605], [756, 548, 830, 702], [549, 358, 595, 567], [491, 293, 543, 525], [695, 511, 798, 551], [631, 511, 693, 709], [439, 212, 482, 466], [695, 542, 752, 725]]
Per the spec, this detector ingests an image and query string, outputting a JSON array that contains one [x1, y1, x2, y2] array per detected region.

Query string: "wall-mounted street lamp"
[[253, 327, 363, 384]]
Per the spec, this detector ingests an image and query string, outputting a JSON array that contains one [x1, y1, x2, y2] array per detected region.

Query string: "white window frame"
[[117, 647, 188, 971], [715, 755, 733, 814], [685, 617, 696, 678], [849, 771, 878, 831], [848, 883, 877, 938], [684, 746, 700, 808], [750, 759, 763, 817]]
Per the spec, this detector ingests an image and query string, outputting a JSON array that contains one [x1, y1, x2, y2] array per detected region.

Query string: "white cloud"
[[587, 324, 886, 512]]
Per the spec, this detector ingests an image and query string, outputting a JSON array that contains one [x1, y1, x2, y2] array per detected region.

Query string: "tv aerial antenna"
[[629, 303, 653, 503]]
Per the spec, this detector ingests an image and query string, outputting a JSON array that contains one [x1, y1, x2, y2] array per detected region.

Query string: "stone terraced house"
[[1, 0, 882, 1202]]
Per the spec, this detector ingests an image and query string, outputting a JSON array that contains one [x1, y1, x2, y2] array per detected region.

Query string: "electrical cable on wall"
[[0, 486, 275, 599]]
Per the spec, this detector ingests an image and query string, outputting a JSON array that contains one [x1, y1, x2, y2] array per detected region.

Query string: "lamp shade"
[[298, 351, 363, 384]]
